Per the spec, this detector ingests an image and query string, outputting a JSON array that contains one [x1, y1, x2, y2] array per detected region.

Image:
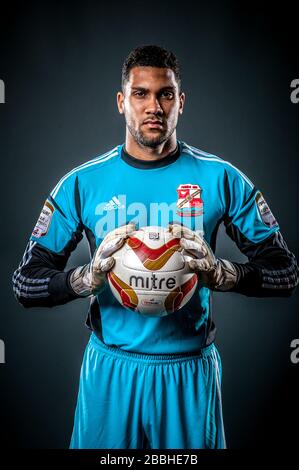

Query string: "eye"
[[133, 91, 145, 97], [161, 91, 174, 99]]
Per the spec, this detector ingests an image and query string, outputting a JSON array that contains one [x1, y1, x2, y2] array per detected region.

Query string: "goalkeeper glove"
[[69, 222, 136, 296], [168, 223, 238, 291]]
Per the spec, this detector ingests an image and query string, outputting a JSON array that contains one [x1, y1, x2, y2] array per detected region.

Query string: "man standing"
[[12, 45, 298, 449]]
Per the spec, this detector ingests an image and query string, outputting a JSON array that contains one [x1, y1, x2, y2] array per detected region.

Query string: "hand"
[[69, 222, 136, 296], [168, 223, 238, 291]]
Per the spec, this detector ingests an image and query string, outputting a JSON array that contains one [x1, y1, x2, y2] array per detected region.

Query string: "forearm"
[[13, 224, 135, 308], [12, 242, 83, 308], [48, 268, 82, 306], [229, 252, 299, 297]]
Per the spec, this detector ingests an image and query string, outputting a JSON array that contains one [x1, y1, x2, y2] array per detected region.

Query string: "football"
[[107, 225, 198, 317]]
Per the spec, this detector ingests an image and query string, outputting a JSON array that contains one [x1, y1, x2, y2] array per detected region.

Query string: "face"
[[117, 66, 185, 148]]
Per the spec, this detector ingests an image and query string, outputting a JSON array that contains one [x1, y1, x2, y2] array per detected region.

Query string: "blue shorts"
[[70, 333, 226, 449]]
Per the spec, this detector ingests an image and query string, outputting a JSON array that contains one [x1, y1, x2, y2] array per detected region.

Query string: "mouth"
[[143, 121, 164, 129]]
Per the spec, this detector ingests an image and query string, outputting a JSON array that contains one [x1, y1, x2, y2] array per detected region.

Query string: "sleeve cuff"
[[48, 269, 87, 303]]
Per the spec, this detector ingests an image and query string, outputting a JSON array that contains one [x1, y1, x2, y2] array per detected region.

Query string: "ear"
[[117, 91, 125, 114], [179, 92, 185, 115]]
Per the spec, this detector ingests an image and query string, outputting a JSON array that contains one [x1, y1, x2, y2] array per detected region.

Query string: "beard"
[[126, 120, 176, 149]]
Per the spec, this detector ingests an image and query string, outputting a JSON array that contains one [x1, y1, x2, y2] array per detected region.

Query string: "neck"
[[125, 132, 178, 161]]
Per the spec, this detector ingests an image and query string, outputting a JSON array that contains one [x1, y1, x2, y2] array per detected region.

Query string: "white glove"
[[69, 222, 136, 296], [168, 223, 238, 291]]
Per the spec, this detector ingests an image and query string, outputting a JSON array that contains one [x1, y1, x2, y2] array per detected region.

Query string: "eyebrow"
[[131, 86, 175, 92]]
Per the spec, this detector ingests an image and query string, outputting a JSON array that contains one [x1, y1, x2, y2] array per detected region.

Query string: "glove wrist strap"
[[69, 264, 92, 296]]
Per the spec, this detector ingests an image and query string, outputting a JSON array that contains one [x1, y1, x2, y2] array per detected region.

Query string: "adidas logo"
[[103, 196, 125, 211]]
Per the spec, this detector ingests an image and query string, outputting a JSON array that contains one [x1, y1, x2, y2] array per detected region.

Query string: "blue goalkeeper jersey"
[[29, 141, 279, 353]]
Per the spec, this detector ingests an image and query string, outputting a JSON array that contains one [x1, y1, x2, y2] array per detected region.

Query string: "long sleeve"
[[228, 228, 298, 297], [12, 172, 86, 307], [12, 237, 83, 308], [221, 166, 298, 297]]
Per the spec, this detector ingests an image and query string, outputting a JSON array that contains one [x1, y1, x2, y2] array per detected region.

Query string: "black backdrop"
[[0, 0, 298, 451]]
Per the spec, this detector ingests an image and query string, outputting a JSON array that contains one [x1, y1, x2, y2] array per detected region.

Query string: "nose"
[[145, 95, 163, 115]]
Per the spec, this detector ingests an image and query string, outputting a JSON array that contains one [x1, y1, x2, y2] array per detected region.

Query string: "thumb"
[[188, 259, 210, 271]]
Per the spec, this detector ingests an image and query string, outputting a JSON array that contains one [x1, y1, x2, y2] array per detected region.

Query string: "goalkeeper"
[[12, 45, 298, 449]]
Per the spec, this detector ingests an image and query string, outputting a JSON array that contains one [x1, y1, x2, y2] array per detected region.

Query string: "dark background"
[[0, 0, 298, 450]]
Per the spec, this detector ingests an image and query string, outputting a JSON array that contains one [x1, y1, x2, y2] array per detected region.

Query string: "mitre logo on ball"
[[107, 225, 198, 317]]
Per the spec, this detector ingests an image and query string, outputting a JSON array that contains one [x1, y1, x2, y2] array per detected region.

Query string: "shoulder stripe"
[[51, 147, 119, 199], [182, 142, 254, 189], [185, 143, 223, 161]]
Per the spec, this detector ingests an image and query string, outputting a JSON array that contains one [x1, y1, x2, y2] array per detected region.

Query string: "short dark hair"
[[121, 45, 182, 92]]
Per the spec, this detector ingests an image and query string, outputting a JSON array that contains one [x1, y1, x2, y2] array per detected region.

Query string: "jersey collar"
[[120, 141, 181, 169]]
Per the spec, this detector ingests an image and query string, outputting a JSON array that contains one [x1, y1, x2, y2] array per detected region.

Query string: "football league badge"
[[255, 192, 278, 228], [32, 199, 55, 238]]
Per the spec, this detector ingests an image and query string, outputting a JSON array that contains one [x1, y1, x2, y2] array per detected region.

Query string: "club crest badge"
[[176, 184, 203, 217], [32, 200, 55, 238], [255, 192, 278, 228]]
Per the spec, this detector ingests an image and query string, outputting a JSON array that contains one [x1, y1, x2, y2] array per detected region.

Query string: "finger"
[[188, 259, 211, 272], [93, 256, 115, 279], [99, 236, 126, 259], [98, 256, 115, 272], [107, 222, 136, 240], [171, 226, 204, 246], [169, 223, 195, 240], [168, 223, 205, 247], [180, 238, 207, 259]]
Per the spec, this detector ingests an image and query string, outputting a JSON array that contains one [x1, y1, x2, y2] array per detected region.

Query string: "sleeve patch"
[[32, 200, 55, 238], [255, 192, 278, 228]]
